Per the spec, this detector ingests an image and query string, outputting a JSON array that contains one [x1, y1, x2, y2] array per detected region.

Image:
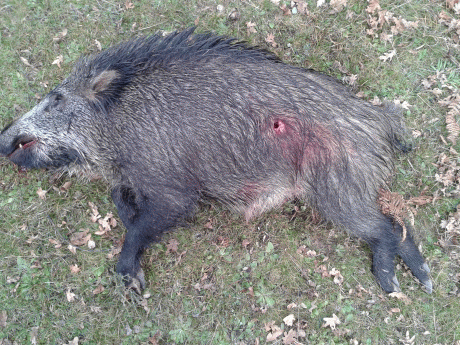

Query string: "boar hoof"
[[420, 263, 433, 294], [391, 276, 401, 292], [126, 268, 146, 294]]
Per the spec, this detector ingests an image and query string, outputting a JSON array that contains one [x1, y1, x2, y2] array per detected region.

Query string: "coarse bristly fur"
[[0, 27, 431, 294]]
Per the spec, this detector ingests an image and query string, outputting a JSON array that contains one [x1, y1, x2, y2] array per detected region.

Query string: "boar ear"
[[90, 69, 119, 94]]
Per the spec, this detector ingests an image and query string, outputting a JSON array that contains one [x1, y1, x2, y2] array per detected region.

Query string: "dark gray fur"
[[0, 28, 431, 293]]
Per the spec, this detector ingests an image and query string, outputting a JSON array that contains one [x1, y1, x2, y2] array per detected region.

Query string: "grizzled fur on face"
[[0, 27, 431, 293]]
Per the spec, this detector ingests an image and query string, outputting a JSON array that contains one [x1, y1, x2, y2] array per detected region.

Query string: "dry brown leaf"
[[20, 57, 33, 67], [378, 189, 415, 241], [70, 230, 91, 246], [204, 218, 213, 229], [446, 0, 460, 10], [166, 238, 179, 254], [283, 314, 295, 326], [265, 33, 277, 48], [125, 1, 134, 9], [296, 1, 309, 15], [148, 331, 161, 345], [379, 49, 396, 62], [60, 181, 72, 191], [52, 55, 64, 68], [330, 0, 347, 13], [389, 291, 412, 305], [366, 0, 381, 14], [37, 188, 47, 200], [394, 99, 411, 110], [67, 337, 79, 345], [266, 328, 283, 342], [280, 3, 291, 15], [317, 0, 326, 7], [92, 285, 105, 295], [287, 302, 297, 309], [94, 39, 102, 51], [283, 329, 297, 345], [370, 95, 382, 106], [49, 238, 62, 248], [68, 244, 77, 254], [53, 29, 68, 43], [70, 264, 80, 274], [446, 111, 460, 145], [66, 289, 76, 302], [322, 314, 341, 330], [107, 245, 122, 259], [330, 267, 344, 285], [407, 195, 433, 206], [246, 21, 257, 34]]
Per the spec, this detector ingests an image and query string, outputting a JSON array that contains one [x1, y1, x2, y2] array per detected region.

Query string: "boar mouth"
[[8, 135, 38, 157]]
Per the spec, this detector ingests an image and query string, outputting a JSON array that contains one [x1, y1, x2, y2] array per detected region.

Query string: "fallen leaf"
[[52, 55, 64, 68], [296, 1, 309, 15], [394, 99, 411, 110], [67, 337, 79, 345], [37, 188, 47, 200], [330, 0, 347, 13], [66, 289, 76, 302], [70, 264, 80, 274], [322, 313, 341, 330], [60, 181, 72, 191], [92, 285, 105, 295], [389, 291, 412, 305], [370, 95, 382, 106], [265, 33, 277, 48], [266, 328, 283, 342], [446, 110, 460, 145], [366, 0, 381, 14], [283, 314, 295, 326], [125, 0, 134, 9], [94, 39, 102, 51], [379, 49, 396, 62], [246, 21, 257, 34], [53, 29, 68, 43], [68, 244, 77, 254], [20, 57, 33, 67], [283, 329, 297, 344], [280, 3, 291, 16], [166, 239, 179, 254], [70, 230, 91, 246]]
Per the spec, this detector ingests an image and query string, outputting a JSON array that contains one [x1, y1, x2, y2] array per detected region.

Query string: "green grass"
[[1, 0, 459, 344]]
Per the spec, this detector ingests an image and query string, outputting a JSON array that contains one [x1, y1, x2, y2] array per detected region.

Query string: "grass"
[[0, 0, 459, 344]]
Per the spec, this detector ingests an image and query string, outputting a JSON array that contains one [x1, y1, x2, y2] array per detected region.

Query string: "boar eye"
[[44, 93, 64, 112], [53, 93, 63, 105]]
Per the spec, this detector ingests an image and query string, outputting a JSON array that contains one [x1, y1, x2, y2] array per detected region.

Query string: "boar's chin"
[[9, 143, 83, 170]]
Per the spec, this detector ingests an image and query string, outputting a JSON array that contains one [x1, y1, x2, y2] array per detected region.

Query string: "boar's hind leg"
[[369, 216, 431, 293], [112, 185, 197, 292]]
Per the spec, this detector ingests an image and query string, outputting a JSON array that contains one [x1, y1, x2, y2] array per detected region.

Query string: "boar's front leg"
[[111, 184, 197, 292], [370, 216, 432, 293]]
